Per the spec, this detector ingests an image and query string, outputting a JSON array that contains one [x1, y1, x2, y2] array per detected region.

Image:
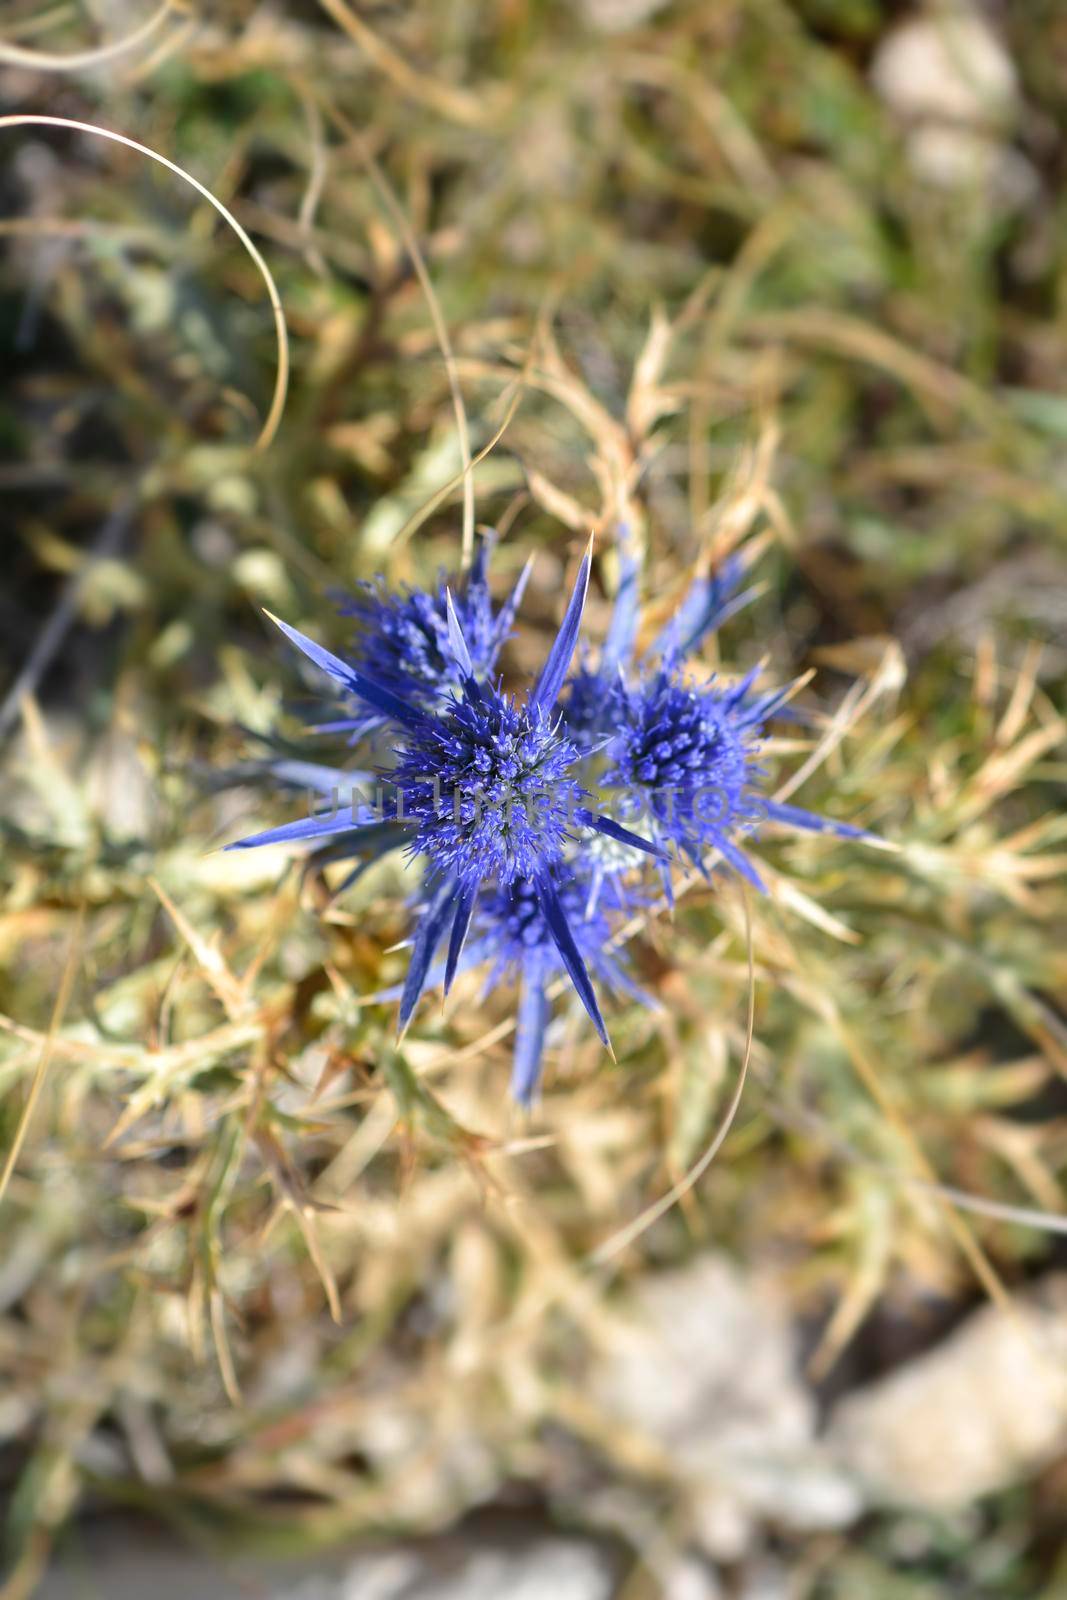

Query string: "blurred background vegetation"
[[1, 2, 1065, 1596]]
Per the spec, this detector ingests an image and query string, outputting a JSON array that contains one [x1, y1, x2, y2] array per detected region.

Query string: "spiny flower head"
[[230, 540, 663, 1049], [559, 547, 758, 755], [226, 533, 869, 1095], [338, 537, 530, 710], [483, 873, 610, 968], [392, 684, 582, 889], [606, 663, 762, 868]]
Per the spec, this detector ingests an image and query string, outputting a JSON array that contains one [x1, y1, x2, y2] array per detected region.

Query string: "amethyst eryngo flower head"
[[226, 530, 872, 1098], [559, 546, 758, 753], [392, 684, 583, 888], [339, 536, 530, 710], [565, 546, 869, 896], [599, 650, 871, 895], [482, 874, 612, 991], [230, 539, 664, 1048], [605, 661, 766, 888]]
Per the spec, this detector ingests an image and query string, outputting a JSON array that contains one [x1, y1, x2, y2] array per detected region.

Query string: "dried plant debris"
[[1, 2, 1066, 1596]]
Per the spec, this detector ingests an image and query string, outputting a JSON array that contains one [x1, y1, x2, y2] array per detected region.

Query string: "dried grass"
[[1, 1, 1065, 1592]]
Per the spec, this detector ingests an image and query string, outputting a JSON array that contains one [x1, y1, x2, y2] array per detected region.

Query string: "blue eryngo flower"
[[226, 530, 872, 1102], [337, 536, 530, 714], [602, 658, 870, 894], [228, 540, 664, 1049], [565, 545, 869, 897], [560, 662, 620, 751], [390, 685, 583, 887], [605, 664, 766, 889]]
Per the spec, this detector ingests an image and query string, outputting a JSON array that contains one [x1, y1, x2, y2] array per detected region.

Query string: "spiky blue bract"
[[481, 875, 610, 971], [399, 876, 456, 1035], [649, 554, 758, 659], [599, 537, 641, 673], [762, 799, 875, 842], [226, 813, 387, 850], [530, 540, 592, 714], [479, 874, 649, 1103], [513, 975, 552, 1106], [574, 807, 670, 861], [391, 681, 584, 890], [535, 872, 609, 1045], [443, 880, 477, 993], [561, 549, 761, 756], [483, 876, 611, 1101], [264, 612, 429, 732]]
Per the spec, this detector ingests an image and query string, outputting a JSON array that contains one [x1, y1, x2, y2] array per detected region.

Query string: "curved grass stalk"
[[0, 0, 180, 71], [322, 100, 476, 566], [0, 114, 289, 453], [390, 289, 559, 550], [588, 884, 756, 1268]]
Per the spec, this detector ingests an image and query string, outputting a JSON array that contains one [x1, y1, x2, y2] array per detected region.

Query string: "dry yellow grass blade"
[[0, 907, 84, 1210], [973, 1116, 1064, 1216], [148, 876, 247, 1022], [316, 0, 509, 129], [588, 885, 756, 1268], [0, 1014, 263, 1081], [687, 221, 792, 534], [0, 0, 182, 70], [210, 1289, 242, 1407], [450, 346, 646, 531], [744, 307, 1004, 431], [808, 1184, 893, 1381], [322, 100, 476, 565], [254, 1128, 343, 1323], [0, 114, 289, 453], [761, 867, 860, 945], [951, 719, 1065, 831], [621, 54, 779, 200], [524, 466, 592, 532], [295, 86, 330, 281], [388, 291, 558, 550], [773, 640, 906, 806], [391, 366, 528, 550], [0, 217, 166, 245], [765, 1083, 1067, 1239], [626, 304, 675, 436], [995, 641, 1044, 747], [832, 1015, 1015, 1322]]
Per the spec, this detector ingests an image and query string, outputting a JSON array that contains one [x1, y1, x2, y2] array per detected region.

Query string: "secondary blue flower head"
[[606, 662, 766, 888], [560, 544, 759, 752], [564, 546, 866, 896], [561, 662, 620, 750], [339, 535, 531, 711]]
